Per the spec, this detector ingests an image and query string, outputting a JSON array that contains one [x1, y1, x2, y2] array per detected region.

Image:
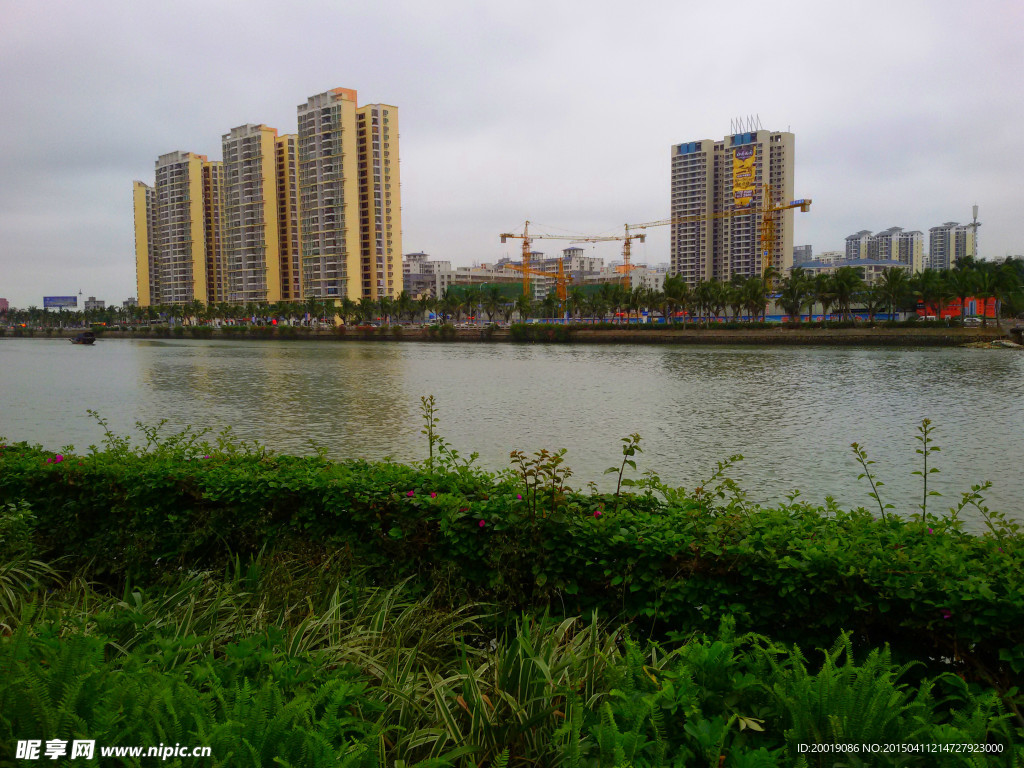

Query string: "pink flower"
[[594, 510, 602, 518], [516, 494, 522, 500], [203, 455, 210, 459], [940, 609, 952, 620], [478, 519, 486, 528], [53, 454, 63, 463], [928, 528, 934, 534], [406, 490, 415, 497], [430, 492, 437, 498]]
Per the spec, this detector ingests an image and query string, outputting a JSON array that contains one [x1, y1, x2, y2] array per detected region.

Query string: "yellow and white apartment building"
[[134, 88, 400, 307]]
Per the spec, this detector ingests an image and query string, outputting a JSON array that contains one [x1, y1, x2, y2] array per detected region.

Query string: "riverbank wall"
[[4, 325, 1011, 346]]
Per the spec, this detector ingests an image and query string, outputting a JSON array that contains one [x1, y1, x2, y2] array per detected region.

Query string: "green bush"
[[2, 433, 1022, 702]]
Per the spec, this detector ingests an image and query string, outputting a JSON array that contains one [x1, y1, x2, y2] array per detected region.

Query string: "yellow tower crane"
[[499, 221, 642, 296], [623, 189, 812, 279]]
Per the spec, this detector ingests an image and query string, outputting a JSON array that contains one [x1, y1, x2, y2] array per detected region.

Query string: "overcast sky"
[[1, 0, 1021, 307]]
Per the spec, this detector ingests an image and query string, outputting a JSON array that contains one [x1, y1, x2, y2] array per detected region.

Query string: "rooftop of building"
[[794, 258, 908, 270]]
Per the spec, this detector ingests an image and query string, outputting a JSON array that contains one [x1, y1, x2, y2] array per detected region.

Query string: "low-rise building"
[[791, 258, 910, 286]]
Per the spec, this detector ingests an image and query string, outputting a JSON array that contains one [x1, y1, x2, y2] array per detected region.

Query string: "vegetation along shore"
[[0, 405, 1021, 766]]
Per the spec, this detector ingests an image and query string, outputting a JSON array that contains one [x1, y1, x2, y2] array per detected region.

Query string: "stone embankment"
[[8, 325, 1013, 347]]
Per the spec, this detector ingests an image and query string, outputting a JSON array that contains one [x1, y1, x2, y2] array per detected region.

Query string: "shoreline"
[[2, 324, 1013, 347]]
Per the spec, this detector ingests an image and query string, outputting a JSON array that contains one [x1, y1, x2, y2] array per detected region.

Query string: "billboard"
[[43, 296, 78, 308], [732, 145, 756, 208]]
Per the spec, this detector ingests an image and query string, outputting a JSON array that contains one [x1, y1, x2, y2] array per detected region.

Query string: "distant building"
[[865, 227, 925, 273], [815, 250, 844, 266], [793, 244, 812, 264], [844, 230, 873, 261], [0, 298, 8, 313], [792, 258, 909, 286], [928, 222, 976, 271], [133, 87, 400, 307], [83, 296, 106, 311], [122, 298, 138, 308]]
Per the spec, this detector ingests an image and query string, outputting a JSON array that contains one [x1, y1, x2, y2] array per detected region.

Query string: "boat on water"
[[70, 331, 96, 345]]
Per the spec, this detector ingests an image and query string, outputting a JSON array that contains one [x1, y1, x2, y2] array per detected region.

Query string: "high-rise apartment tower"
[[670, 129, 794, 286], [135, 87, 399, 307], [297, 89, 401, 302], [151, 151, 208, 305], [929, 222, 976, 271], [221, 124, 282, 304]]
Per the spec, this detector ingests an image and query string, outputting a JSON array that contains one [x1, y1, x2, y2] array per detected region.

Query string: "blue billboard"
[[43, 296, 78, 308]]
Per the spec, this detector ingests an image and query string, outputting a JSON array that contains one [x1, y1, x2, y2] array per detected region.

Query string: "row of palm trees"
[[6, 258, 1020, 330]]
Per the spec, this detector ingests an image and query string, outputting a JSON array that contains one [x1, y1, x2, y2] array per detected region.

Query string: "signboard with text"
[[43, 296, 78, 308], [732, 145, 756, 208]]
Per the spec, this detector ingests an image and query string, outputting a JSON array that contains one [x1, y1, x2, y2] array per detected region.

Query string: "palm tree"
[[514, 293, 533, 323], [727, 277, 745, 321], [831, 266, 864, 321], [912, 269, 944, 320], [858, 285, 886, 323], [416, 295, 434, 323], [778, 268, 813, 323], [583, 294, 605, 324], [460, 286, 481, 325], [539, 291, 560, 320], [378, 295, 396, 325], [710, 279, 730, 322], [946, 266, 977, 323], [878, 267, 910, 322], [662, 275, 689, 325], [693, 281, 714, 327], [814, 273, 837, 322], [357, 296, 378, 324], [740, 277, 768, 323], [482, 286, 503, 324]]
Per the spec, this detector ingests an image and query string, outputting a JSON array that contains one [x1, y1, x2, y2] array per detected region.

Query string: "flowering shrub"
[[1, 436, 1022, 712]]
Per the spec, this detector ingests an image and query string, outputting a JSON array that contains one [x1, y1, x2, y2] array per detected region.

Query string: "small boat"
[[70, 331, 96, 345]]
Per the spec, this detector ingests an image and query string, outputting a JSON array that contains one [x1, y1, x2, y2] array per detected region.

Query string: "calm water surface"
[[2, 338, 1022, 524]]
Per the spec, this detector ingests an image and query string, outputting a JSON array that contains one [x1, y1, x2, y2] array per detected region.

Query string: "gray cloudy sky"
[[2, 0, 1021, 307]]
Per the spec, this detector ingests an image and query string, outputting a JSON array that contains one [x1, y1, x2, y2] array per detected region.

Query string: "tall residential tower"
[[134, 87, 399, 308], [152, 151, 208, 305], [297, 89, 402, 302], [670, 129, 794, 286]]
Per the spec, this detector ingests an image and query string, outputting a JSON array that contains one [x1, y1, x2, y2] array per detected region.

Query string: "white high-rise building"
[[928, 222, 976, 271]]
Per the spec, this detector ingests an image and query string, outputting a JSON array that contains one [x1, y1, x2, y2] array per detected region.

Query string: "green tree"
[[662, 275, 690, 325], [514, 293, 533, 322], [778, 268, 813, 323], [814, 273, 837, 322], [831, 266, 864, 321], [482, 286, 503, 324], [878, 267, 910, 321]]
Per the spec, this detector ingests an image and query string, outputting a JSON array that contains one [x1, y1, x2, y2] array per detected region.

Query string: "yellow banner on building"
[[732, 145, 756, 208]]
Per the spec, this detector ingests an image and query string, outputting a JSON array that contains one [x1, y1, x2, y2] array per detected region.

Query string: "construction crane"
[[500, 221, 637, 296], [759, 187, 813, 277], [497, 224, 643, 296], [503, 259, 570, 301], [624, 187, 812, 279]]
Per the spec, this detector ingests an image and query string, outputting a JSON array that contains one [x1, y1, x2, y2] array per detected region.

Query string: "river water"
[[2, 338, 1022, 524]]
